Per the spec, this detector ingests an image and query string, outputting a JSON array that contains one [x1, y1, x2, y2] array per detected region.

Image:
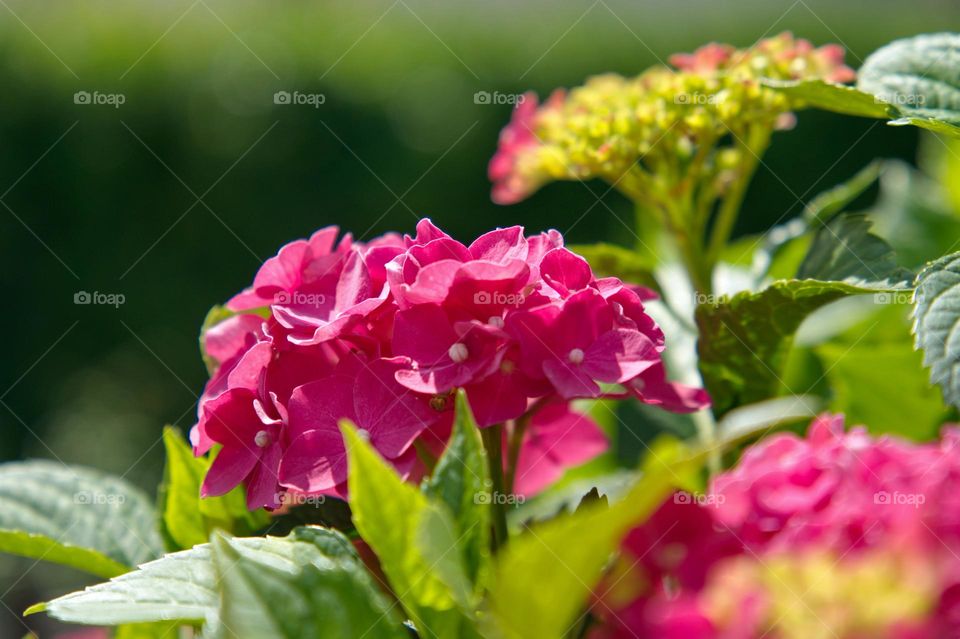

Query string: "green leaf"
[[697, 279, 909, 415], [889, 116, 960, 138], [422, 391, 490, 592], [341, 422, 477, 638], [159, 427, 268, 551], [488, 442, 702, 639], [764, 35, 960, 138], [797, 214, 913, 287], [0, 461, 162, 578], [858, 33, 960, 127], [802, 161, 884, 225], [114, 622, 183, 639], [31, 527, 364, 628], [818, 304, 948, 439], [762, 79, 895, 119], [206, 529, 406, 639], [748, 162, 883, 280], [566, 243, 659, 291], [913, 252, 960, 410], [716, 395, 824, 445]]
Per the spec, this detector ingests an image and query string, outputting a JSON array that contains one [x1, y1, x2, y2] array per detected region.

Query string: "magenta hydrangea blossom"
[[592, 414, 960, 638], [191, 219, 707, 508]]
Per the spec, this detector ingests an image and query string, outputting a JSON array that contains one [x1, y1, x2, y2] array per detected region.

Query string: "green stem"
[[504, 396, 550, 493], [481, 425, 508, 551], [705, 126, 771, 270]]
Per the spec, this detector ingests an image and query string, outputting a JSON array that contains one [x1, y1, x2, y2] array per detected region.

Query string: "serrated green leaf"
[[341, 422, 478, 638], [422, 391, 490, 593], [798, 214, 913, 287], [0, 461, 162, 578], [566, 243, 659, 291], [159, 427, 267, 551], [32, 527, 362, 628], [913, 252, 960, 410], [858, 33, 960, 125], [762, 79, 896, 119], [697, 279, 909, 415], [207, 529, 406, 639], [488, 442, 702, 639]]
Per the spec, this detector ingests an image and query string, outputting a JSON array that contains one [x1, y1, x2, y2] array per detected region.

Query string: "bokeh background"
[[1, 0, 959, 635]]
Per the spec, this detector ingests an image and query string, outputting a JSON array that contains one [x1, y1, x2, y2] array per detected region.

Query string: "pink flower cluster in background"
[[592, 414, 960, 638], [192, 219, 708, 509]]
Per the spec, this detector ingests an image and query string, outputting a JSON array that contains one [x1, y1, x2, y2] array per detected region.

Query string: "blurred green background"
[[1, 0, 958, 635]]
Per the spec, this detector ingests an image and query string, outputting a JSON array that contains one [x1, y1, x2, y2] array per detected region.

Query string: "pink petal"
[[540, 248, 592, 297], [278, 430, 348, 494], [202, 444, 259, 497], [582, 329, 658, 384], [468, 226, 529, 263], [203, 314, 264, 367], [245, 444, 282, 510]]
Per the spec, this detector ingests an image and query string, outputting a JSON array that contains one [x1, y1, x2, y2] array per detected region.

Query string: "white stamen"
[[568, 348, 585, 365], [448, 343, 469, 363], [488, 316, 504, 329], [254, 430, 271, 448]]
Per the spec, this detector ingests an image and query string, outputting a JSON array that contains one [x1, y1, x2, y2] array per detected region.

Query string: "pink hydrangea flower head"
[[593, 415, 960, 638], [194, 218, 707, 508]]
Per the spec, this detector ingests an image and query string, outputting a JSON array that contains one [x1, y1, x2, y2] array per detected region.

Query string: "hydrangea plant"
[[4, 31, 960, 639]]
